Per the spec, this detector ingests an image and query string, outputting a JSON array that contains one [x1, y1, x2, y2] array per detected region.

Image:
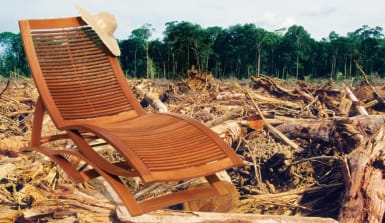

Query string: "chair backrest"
[[19, 17, 145, 128]]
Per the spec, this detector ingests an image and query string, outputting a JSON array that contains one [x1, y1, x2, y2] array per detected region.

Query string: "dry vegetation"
[[0, 70, 384, 222]]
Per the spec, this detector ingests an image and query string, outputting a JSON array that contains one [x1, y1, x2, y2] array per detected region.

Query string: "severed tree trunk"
[[338, 125, 385, 223], [275, 115, 385, 222]]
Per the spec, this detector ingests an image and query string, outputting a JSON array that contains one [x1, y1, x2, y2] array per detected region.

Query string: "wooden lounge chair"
[[18, 16, 243, 216]]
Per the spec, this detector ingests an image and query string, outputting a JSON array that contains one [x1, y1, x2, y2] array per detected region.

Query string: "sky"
[[1, 0, 385, 41]]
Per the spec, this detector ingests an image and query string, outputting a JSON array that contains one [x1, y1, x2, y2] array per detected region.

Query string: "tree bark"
[[338, 125, 385, 223], [274, 115, 385, 222]]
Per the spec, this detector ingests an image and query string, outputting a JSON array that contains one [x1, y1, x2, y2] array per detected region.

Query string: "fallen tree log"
[[210, 120, 244, 146], [275, 115, 385, 152], [117, 209, 338, 223], [134, 84, 168, 112]]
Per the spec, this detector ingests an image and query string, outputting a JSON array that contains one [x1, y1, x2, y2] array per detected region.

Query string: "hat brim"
[[76, 6, 121, 56]]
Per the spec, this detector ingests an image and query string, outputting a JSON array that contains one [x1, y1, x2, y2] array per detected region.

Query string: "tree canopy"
[[0, 32, 28, 77], [1, 22, 385, 80]]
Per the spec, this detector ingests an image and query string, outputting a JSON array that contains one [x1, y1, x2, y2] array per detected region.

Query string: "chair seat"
[[70, 113, 238, 183]]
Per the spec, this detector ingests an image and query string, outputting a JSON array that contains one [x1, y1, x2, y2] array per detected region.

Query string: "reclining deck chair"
[[19, 16, 243, 216]]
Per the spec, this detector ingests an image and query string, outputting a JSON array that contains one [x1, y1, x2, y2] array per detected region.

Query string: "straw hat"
[[76, 6, 121, 56]]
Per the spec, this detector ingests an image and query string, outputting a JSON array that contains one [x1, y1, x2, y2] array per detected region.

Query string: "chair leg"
[[66, 130, 138, 177], [32, 144, 146, 215], [30, 96, 44, 147], [33, 145, 91, 183], [35, 144, 231, 216], [32, 122, 231, 216], [205, 174, 230, 196], [93, 167, 144, 216]]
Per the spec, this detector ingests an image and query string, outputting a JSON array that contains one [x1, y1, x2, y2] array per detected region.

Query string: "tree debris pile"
[[180, 66, 218, 92], [0, 74, 384, 222], [0, 78, 37, 150]]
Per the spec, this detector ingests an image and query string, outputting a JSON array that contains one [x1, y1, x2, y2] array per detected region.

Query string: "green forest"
[[1, 22, 384, 80]]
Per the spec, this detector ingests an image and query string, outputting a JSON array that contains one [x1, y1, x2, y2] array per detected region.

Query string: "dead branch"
[[355, 60, 385, 108], [245, 89, 299, 150], [249, 92, 302, 109], [345, 85, 369, 115], [0, 79, 10, 97], [251, 75, 301, 98], [205, 107, 244, 128]]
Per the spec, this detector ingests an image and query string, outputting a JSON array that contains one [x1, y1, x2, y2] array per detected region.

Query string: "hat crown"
[[94, 12, 117, 35], [76, 5, 121, 56]]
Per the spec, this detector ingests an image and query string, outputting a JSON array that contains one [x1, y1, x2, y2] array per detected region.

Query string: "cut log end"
[[183, 181, 240, 213]]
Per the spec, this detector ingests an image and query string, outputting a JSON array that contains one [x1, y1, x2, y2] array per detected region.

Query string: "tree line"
[[1, 23, 384, 80]]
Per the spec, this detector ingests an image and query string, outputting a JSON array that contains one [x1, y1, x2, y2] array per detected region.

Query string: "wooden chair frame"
[[19, 16, 243, 216]]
